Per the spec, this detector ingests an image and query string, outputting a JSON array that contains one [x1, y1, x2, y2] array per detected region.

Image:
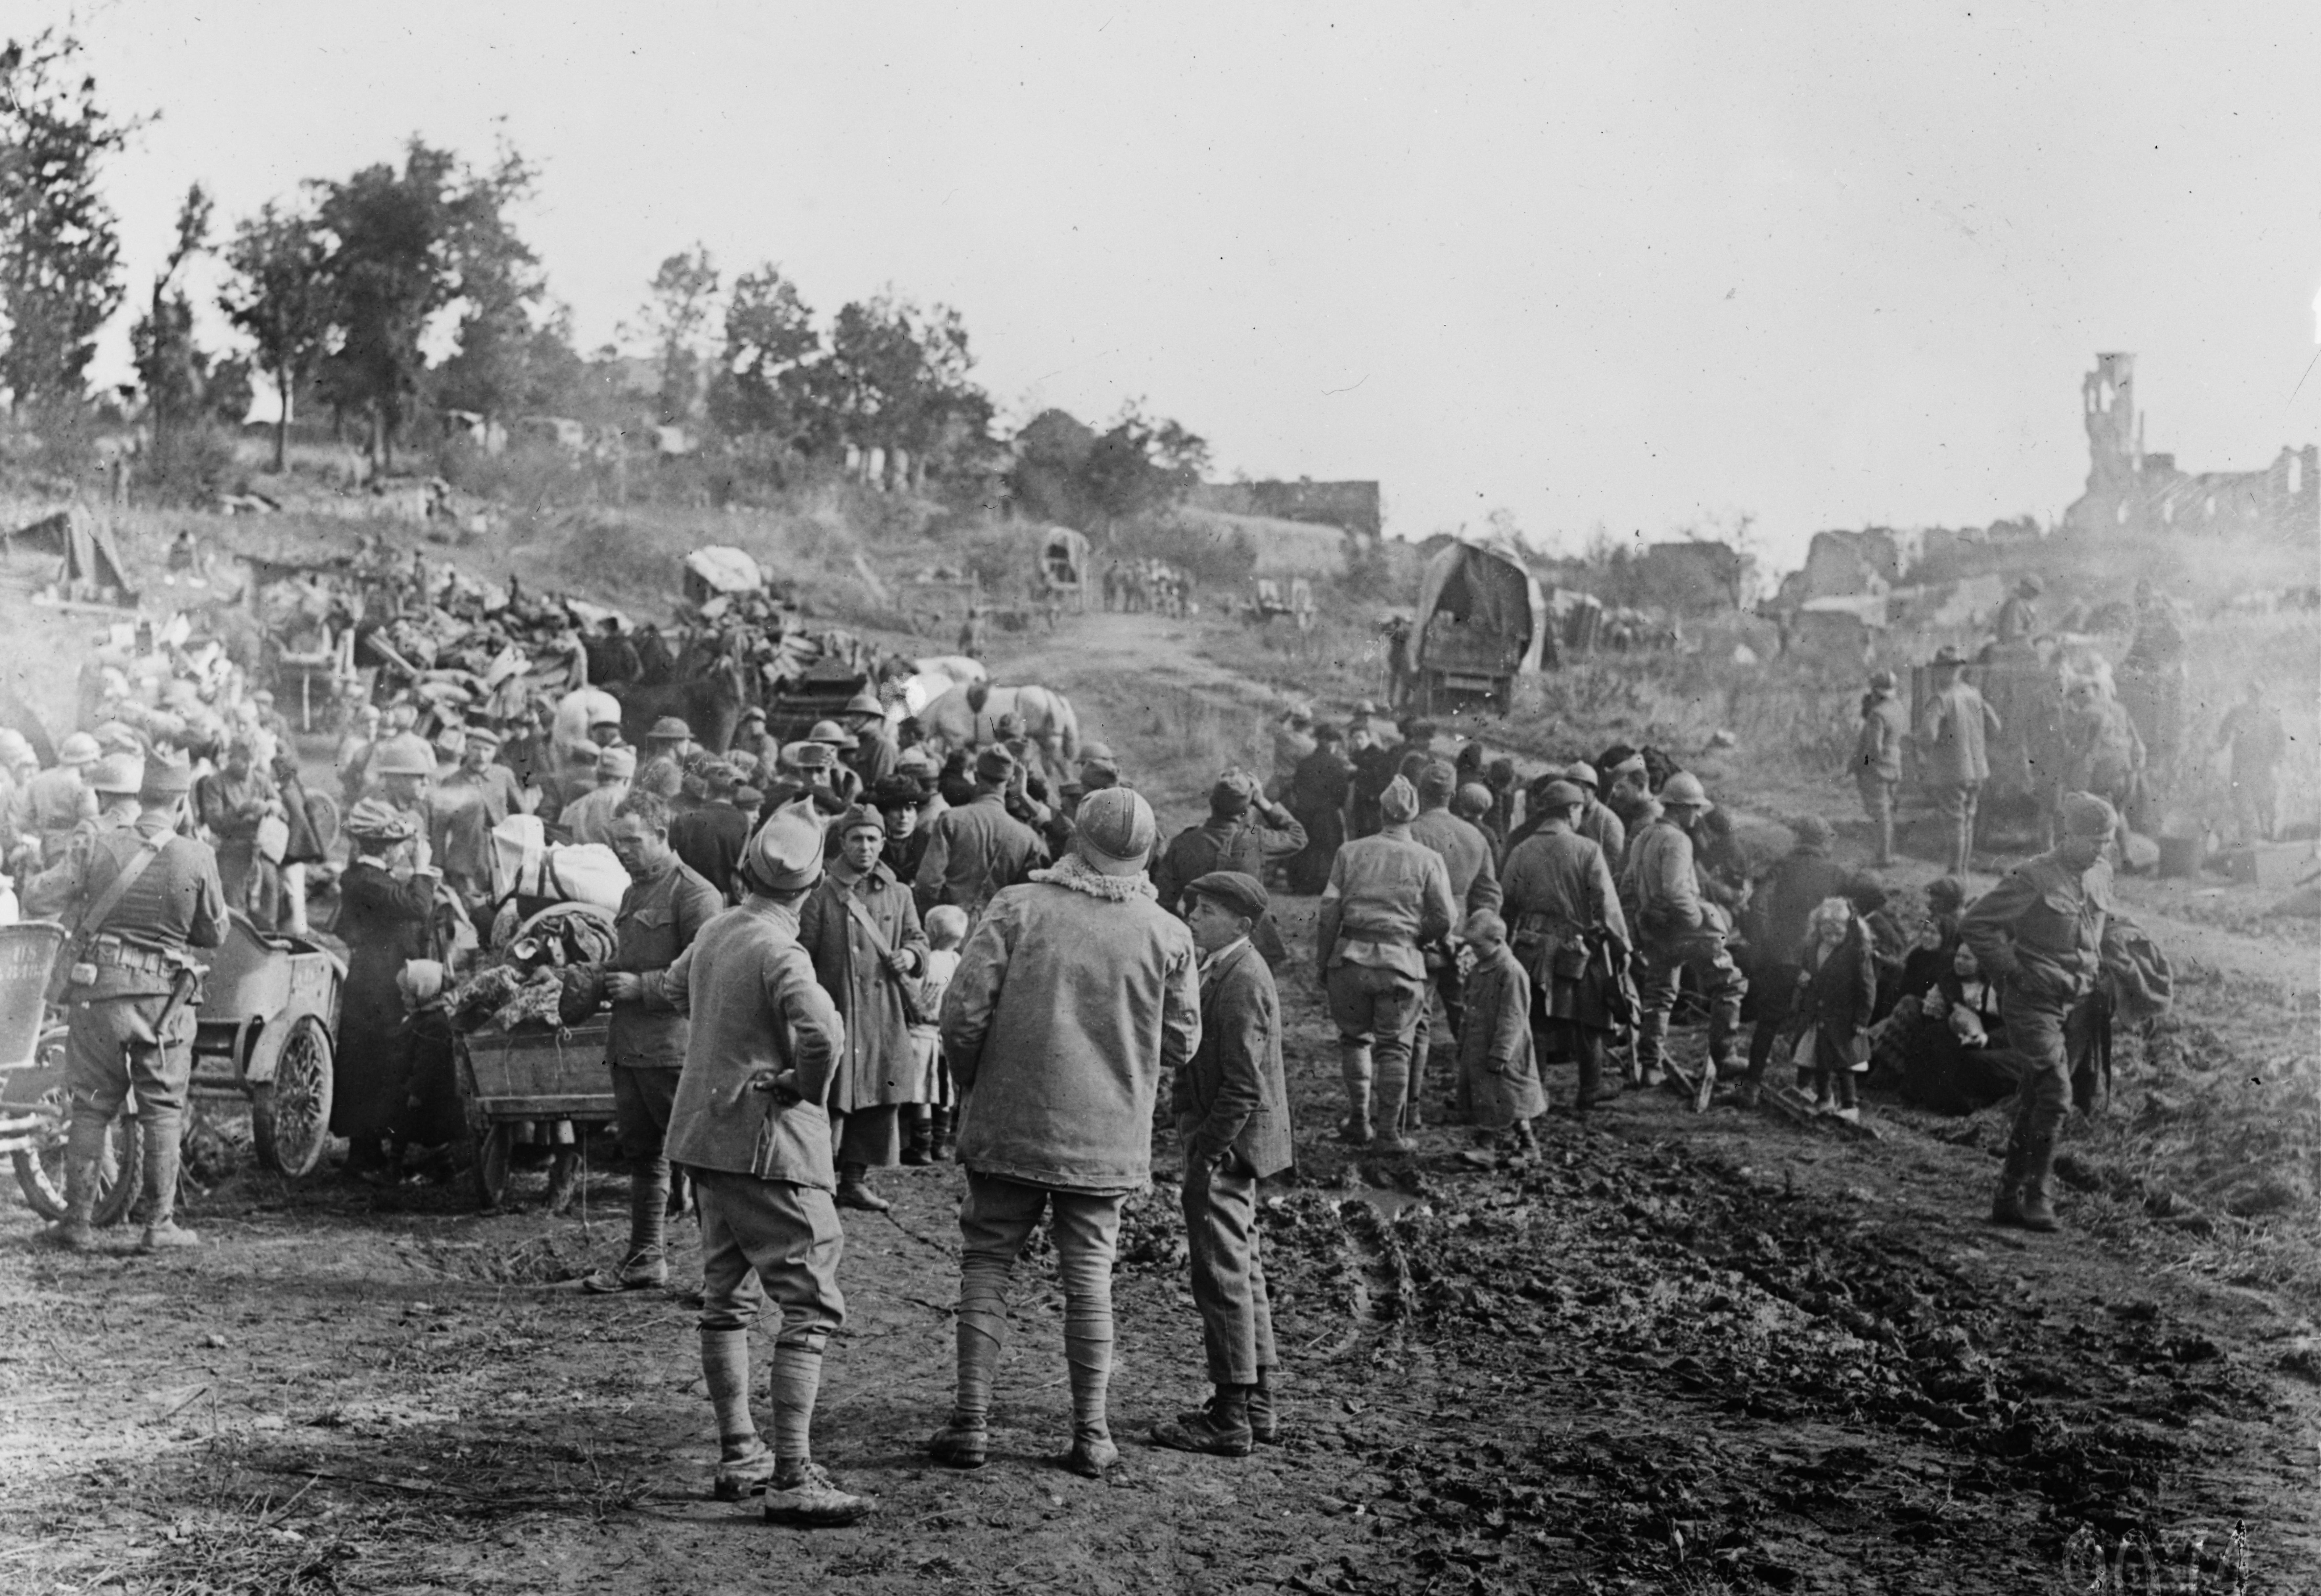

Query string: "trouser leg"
[[1695, 944, 1747, 1073], [610, 1065, 678, 1269], [953, 1174, 1044, 1424], [1183, 1157, 1266, 1386], [1367, 972, 1427, 1138], [1745, 964, 1797, 1083], [1325, 966, 1376, 1135], [122, 1003, 192, 1230], [1049, 1188, 1127, 1439], [694, 1171, 845, 1465], [1634, 952, 1679, 1077], [1570, 1025, 1605, 1106]]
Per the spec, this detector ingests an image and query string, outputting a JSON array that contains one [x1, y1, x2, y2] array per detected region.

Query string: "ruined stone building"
[[2062, 352, 2318, 539]]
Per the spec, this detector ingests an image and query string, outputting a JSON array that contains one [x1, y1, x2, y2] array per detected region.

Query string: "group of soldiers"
[[1100, 560, 1193, 617]]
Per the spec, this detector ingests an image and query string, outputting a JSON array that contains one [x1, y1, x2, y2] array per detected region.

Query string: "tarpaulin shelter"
[[5, 506, 137, 606], [1411, 539, 1550, 710], [682, 545, 764, 606], [1036, 525, 1091, 612]]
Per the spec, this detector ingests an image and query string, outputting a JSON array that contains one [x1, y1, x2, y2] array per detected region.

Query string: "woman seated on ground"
[[1873, 941, 2024, 1115]]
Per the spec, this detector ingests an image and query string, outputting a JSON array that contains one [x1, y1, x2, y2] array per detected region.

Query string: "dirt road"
[[5, 609, 2319, 1594]]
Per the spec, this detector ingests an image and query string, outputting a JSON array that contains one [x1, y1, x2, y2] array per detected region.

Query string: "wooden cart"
[[455, 1020, 612, 1212]]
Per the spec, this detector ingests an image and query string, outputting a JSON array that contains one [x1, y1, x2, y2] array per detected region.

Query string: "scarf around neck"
[[1031, 851, 1157, 902]]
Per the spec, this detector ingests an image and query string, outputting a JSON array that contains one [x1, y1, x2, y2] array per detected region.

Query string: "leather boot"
[[836, 1161, 891, 1213], [137, 1115, 198, 1252], [1371, 1049, 1413, 1152], [931, 1107, 957, 1161], [585, 1164, 671, 1291], [44, 1153, 101, 1250], [1337, 1043, 1374, 1144], [2016, 1135, 2060, 1233], [901, 1106, 934, 1167]]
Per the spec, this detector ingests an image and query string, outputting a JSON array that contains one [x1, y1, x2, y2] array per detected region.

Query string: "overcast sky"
[[34, 0, 2321, 568]]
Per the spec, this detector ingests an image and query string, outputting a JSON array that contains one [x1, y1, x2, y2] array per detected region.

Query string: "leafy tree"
[[1006, 406, 1099, 523], [431, 142, 546, 434], [1074, 401, 1209, 531], [220, 199, 332, 470], [705, 262, 818, 443], [312, 140, 462, 468], [801, 292, 990, 484], [129, 183, 214, 443], [0, 31, 140, 415], [635, 245, 719, 427]]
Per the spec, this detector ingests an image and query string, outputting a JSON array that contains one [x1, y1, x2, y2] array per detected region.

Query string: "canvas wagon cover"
[[1413, 540, 1548, 674]]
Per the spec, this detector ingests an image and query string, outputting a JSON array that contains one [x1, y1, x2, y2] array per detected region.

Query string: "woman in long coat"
[[331, 799, 441, 1178], [799, 805, 929, 1212]]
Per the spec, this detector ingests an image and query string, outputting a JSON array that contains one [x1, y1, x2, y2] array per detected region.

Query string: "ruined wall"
[[2062, 352, 2318, 540]]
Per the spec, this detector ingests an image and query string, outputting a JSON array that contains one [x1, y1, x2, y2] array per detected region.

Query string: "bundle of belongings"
[[437, 814, 630, 1034]]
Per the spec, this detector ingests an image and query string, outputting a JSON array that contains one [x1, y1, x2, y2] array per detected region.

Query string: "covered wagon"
[[1410, 540, 1554, 714]]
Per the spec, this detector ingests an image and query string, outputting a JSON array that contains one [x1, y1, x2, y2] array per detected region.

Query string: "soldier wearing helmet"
[[23, 731, 101, 866], [839, 687, 898, 790], [1617, 770, 1747, 1109], [1961, 792, 2122, 1234]]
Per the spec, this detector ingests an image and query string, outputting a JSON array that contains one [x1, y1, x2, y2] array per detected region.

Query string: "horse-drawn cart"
[[455, 1020, 612, 1213]]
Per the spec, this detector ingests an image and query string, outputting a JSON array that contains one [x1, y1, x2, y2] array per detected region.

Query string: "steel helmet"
[[1658, 771, 1712, 812]]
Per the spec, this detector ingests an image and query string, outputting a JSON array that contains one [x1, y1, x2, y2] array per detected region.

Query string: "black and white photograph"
[[0, 4, 2314, 1590]]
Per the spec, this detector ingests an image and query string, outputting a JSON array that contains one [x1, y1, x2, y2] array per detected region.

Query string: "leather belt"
[[90, 939, 173, 976]]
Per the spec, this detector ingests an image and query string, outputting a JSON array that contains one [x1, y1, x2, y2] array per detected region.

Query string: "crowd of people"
[[1100, 559, 1194, 617], [12, 542, 2193, 1531]]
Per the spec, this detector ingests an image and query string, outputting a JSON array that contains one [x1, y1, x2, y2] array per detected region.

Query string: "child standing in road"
[[1794, 897, 1877, 1122], [1456, 911, 1545, 1167], [906, 906, 968, 1162]]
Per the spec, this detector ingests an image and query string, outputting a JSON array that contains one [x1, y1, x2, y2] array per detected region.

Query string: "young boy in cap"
[[1151, 870, 1293, 1457], [1454, 909, 1544, 1166], [659, 798, 872, 1525]]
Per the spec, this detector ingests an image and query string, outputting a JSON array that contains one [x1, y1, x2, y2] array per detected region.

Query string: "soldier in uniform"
[[1405, 761, 1501, 1125], [1620, 771, 1747, 1109], [1316, 775, 1456, 1149], [1501, 781, 1628, 1114], [44, 754, 225, 1251], [1994, 576, 2042, 645], [912, 746, 1045, 925], [22, 753, 142, 918], [659, 799, 873, 1526], [1853, 670, 1908, 866], [839, 688, 899, 791], [1149, 769, 1306, 966], [1917, 645, 2000, 877], [20, 730, 100, 867], [1962, 792, 2117, 1234]]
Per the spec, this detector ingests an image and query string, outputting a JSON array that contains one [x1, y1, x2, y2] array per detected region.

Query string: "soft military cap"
[[1378, 775, 1420, 825], [746, 798, 827, 892]]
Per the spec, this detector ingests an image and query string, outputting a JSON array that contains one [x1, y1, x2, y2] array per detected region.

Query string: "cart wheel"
[[472, 1122, 514, 1211], [12, 1084, 142, 1227], [252, 1015, 335, 1178], [544, 1146, 584, 1215]]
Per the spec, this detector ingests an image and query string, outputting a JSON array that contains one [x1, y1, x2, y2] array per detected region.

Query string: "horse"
[[610, 645, 752, 754], [915, 682, 1080, 764]]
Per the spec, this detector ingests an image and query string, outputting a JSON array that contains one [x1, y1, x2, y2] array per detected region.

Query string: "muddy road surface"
[[5, 610, 2319, 1594]]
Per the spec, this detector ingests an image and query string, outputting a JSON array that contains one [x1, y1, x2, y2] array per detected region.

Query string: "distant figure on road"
[[1993, 576, 2042, 645], [1852, 670, 1907, 866], [2215, 679, 2286, 843], [1916, 646, 1999, 877]]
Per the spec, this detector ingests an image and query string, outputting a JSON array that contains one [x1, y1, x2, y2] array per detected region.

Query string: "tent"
[[5, 505, 137, 606]]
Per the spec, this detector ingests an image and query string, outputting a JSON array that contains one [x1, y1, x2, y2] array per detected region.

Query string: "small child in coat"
[[1456, 911, 1546, 1167], [1794, 896, 1877, 1121], [907, 905, 967, 1163]]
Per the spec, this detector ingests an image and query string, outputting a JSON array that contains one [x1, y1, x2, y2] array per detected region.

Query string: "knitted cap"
[[837, 804, 885, 837], [1074, 786, 1156, 875]]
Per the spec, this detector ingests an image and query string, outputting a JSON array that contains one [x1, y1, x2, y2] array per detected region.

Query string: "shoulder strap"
[[71, 830, 169, 944], [839, 884, 895, 959]]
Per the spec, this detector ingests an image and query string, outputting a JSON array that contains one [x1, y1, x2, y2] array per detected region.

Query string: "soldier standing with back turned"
[[44, 753, 225, 1252]]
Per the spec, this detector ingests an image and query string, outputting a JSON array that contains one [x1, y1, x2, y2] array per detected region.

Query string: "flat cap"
[[1537, 779, 1585, 811], [1185, 869, 1269, 922]]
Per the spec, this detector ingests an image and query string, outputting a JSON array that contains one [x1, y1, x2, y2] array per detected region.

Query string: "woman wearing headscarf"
[[331, 799, 442, 1179]]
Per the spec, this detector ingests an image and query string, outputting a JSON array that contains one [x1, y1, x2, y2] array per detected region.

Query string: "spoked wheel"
[[12, 1084, 142, 1227], [251, 1016, 335, 1178]]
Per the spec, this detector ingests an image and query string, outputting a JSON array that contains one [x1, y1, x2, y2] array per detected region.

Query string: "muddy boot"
[[1371, 1050, 1414, 1153], [2016, 1136, 2061, 1233], [136, 1117, 197, 1252], [1151, 1387, 1253, 1457], [1062, 1424, 1120, 1478], [835, 1162, 891, 1213], [1337, 1043, 1374, 1144], [703, 1327, 775, 1499], [931, 1107, 957, 1161], [1247, 1372, 1281, 1444], [1987, 1142, 2030, 1227], [762, 1460, 874, 1527], [901, 1106, 934, 1167], [585, 1163, 670, 1292], [927, 1413, 989, 1470], [43, 1152, 101, 1251]]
